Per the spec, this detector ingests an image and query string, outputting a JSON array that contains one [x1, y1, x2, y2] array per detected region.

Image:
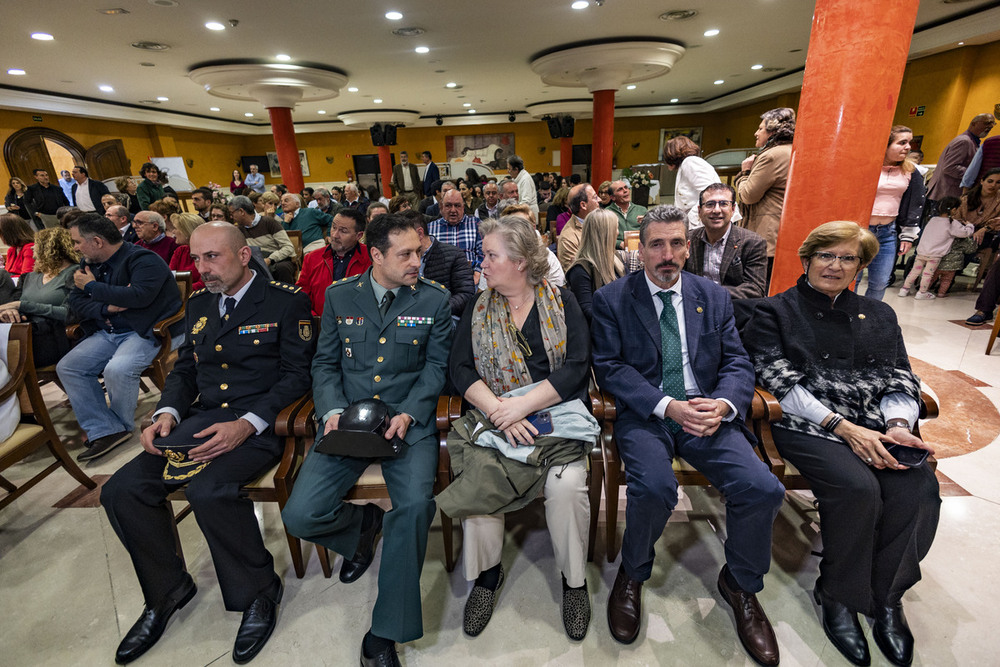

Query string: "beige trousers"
[[461, 459, 589, 588]]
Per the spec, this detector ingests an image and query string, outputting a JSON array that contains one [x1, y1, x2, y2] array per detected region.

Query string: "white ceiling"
[[2, 0, 998, 135]]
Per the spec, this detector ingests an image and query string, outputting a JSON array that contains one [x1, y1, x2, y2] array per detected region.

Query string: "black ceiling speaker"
[[560, 116, 575, 138], [370, 123, 385, 146], [383, 123, 397, 146], [546, 116, 561, 139]]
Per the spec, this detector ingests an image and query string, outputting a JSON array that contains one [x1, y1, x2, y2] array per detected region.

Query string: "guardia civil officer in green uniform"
[[282, 213, 452, 667], [102, 222, 313, 665]]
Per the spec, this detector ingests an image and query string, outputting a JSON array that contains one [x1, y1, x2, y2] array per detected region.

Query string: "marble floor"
[[3, 273, 1000, 666]]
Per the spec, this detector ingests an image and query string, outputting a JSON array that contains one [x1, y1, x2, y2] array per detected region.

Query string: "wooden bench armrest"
[[919, 391, 938, 420], [294, 398, 317, 438]]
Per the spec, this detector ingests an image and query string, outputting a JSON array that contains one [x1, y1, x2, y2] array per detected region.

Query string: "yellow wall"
[[2, 40, 996, 189]]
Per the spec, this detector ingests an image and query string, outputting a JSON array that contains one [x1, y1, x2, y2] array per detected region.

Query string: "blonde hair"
[[799, 221, 879, 266], [33, 227, 79, 275], [572, 209, 621, 288], [169, 212, 206, 244], [479, 215, 550, 285], [500, 203, 536, 226], [259, 192, 280, 206]]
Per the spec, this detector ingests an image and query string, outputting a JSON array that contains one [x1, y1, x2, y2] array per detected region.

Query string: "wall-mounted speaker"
[[370, 124, 385, 146]]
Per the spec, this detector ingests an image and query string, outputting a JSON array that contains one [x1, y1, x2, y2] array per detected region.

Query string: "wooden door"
[[3, 128, 85, 184], [85, 139, 130, 181]]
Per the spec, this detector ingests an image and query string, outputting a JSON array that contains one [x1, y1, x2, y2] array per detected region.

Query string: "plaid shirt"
[[428, 215, 483, 270]]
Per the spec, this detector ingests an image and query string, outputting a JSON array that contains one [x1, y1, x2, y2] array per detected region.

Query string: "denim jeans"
[[856, 222, 897, 301], [56, 330, 160, 440]]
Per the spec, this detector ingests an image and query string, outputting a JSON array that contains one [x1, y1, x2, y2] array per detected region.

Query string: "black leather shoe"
[[115, 575, 197, 664], [232, 581, 283, 664], [717, 567, 779, 666], [78, 431, 131, 462], [813, 583, 870, 666], [872, 602, 914, 667], [607, 565, 643, 644], [341, 504, 384, 584], [360, 639, 401, 666]]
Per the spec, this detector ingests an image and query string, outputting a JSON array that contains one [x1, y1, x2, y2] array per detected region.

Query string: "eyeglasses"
[[811, 251, 860, 267], [507, 323, 532, 358], [700, 200, 734, 209]]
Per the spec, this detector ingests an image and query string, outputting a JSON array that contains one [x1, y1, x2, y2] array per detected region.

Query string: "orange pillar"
[[592, 90, 615, 186], [266, 107, 304, 193], [770, 0, 920, 294], [377, 145, 393, 199], [560, 137, 573, 179]]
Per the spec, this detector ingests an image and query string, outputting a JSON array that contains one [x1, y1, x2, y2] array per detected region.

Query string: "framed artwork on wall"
[[266, 149, 310, 179], [658, 127, 704, 158], [445, 133, 515, 170]]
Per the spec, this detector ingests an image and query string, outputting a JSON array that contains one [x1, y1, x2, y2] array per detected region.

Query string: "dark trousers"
[[616, 416, 785, 593], [975, 259, 1000, 314], [281, 434, 438, 643], [101, 436, 282, 612], [772, 428, 940, 615]]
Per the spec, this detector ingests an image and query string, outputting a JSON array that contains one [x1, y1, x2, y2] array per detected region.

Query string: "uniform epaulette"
[[418, 276, 448, 293], [331, 274, 363, 287], [189, 288, 209, 298], [268, 280, 302, 293]]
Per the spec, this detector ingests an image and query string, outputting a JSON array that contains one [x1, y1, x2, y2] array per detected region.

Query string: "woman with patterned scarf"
[[443, 215, 594, 641]]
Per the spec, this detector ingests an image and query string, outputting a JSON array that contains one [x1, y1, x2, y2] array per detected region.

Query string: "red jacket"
[[168, 244, 204, 290], [296, 242, 371, 315], [4, 243, 34, 277]]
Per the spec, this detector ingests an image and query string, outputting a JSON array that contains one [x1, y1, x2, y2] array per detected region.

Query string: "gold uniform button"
[[215, 344, 223, 351], [221, 402, 229, 408], [220, 383, 229, 390], [221, 363, 229, 370], [253, 339, 260, 345], [374, 375, 381, 383], [345, 337, 351, 343], [379, 337, 386, 344], [412, 339, 418, 345], [373, 394, 380, 399], [377, 356, 384, 363]]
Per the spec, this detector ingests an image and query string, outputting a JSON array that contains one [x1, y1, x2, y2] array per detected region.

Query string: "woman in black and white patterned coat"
[[743, 221, 940, 667]]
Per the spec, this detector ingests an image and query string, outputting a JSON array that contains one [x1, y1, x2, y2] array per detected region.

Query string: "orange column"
[[560, 137, 573, 178], [592, 90, 615, 186], [266, 107, 304, 194], [770, 0, 920, 294], [377, 145, 393, 199]]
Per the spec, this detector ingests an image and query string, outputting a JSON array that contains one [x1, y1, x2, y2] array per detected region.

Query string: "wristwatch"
[[886, 418, 910, 431]]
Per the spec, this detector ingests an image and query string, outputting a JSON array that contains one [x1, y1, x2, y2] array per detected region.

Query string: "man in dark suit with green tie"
[[282, 214, 452, 667]]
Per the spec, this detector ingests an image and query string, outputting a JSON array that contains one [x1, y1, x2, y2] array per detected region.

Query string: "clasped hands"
[[666, 397, 731, 438], [140, 413, 257, 462], [489, 395, 538, 447]]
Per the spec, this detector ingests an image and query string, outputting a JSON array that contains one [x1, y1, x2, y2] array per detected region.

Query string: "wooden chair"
[[141, 271, 193, 391], [294, 395, 461, 577], [599, 387, 785, 562], [623, 230, 640, 251], [161, 393, 313, 577], [286, 230, 304, 280], [0, 323, 96, 510], [987, 317, 1000, 355]]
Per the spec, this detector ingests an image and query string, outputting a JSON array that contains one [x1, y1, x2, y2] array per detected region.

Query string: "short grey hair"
[[229, 195, 255, 215], [139, 210, 166, 231], [315, 187, 331, 198], [105, 205, 127, 218], [640, 204, 687, 244], [345, 183, 359, 197]]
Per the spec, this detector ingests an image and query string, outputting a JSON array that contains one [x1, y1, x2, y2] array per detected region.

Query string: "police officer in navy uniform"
[[282, 213, 452, 667], [101, 222, 313, 665]]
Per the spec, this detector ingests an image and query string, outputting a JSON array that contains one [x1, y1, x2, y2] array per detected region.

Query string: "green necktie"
[[657, 290, 687, 433], [379, 290, 395, 318]]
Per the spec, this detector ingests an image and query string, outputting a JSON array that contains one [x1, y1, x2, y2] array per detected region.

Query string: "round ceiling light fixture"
[[392, 26, 425, 37], [131, 41, 170, 51], [31, 32, 54, 41], [7, 69, 27, 76], [205, 22, 226, 31], [385, 11, 403, 20], [659, 10, 697, 21]]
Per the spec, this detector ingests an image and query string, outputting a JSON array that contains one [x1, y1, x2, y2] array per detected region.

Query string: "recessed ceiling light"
[[148, 0, 178, 6], [660, 10, 697, 21], [347, 86, 358, 92], [415, 46, 429, 54], [98, 7, 130, 15], [275, 54, 291, 61], [244, 112, 254, 117], [713, 79, 724, 85], [373, 98, 383, 104], [750, 64, 763, 70], [626, 84, 637, 90], [571, 1, 589, 9], [99, 84, 115, 92], [31, 33, 54, 41], [7, 69, 26, 76], [205, 22, 226, 31], [704, 29, 720, 37], [156, 96, 169, 101], [463, 103, 472, 107], [446, 82, 457, 88], [317, 110, 326, 114], [468, 109, 476, 114], [670, 98, 679, 103], [210, 106, 221, 111], [132, 41, 170, 51], [392, 26, 425, 36], [385, 11, 403, 20], [958, 41, 965, 45]]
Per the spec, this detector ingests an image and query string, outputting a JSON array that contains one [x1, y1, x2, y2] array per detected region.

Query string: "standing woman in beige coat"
[[736, 107, 796, 279]]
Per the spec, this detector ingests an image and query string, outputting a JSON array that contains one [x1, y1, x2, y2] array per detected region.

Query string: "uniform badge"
[[397, 316, 434, 327], [336, 316, 343, 325], [346, 317, 354, 325], [298, 320, 313, 341], [356, 317, 364, 325], [191, 316, 207, 334], [345, 347, 353, 358]]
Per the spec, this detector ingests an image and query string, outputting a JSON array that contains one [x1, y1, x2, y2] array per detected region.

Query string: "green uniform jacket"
[[312, 269, 452, 445]]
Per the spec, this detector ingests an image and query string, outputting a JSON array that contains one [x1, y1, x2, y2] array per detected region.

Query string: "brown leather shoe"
[[607, 565, 643, 644], [717, 566, 779, 666]]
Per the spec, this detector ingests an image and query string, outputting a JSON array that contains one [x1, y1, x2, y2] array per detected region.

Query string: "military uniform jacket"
[[158, 275, 314, 428], [312, 269, 452, 445]]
